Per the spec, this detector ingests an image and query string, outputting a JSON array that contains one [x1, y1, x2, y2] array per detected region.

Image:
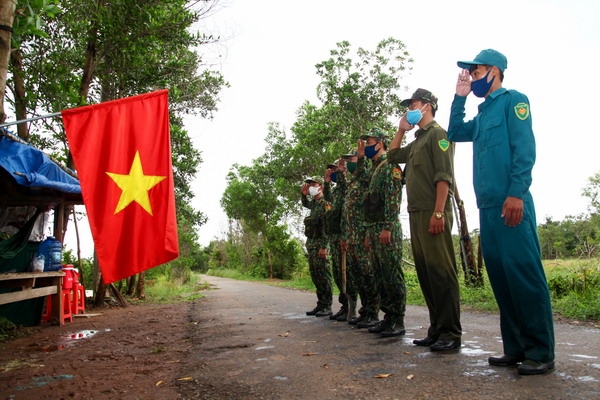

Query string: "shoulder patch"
[[392, 167, 402, 180], [514, 102, 530, 120], [438, 139, 450, 152]]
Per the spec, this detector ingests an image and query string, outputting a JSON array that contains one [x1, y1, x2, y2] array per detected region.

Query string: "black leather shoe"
[[413, 337, 437, 347], [306, 307, 320, 316], [356, 316, 379, 329], [517, 359, 555, 375], [368, 320, 389, 333], [329, 309, 346, 320], [315, 308, 332, 317], [488, 354, 525, 366], [430, 339, 461, 351], [348, 314, 364, 325], [380, 322, 406, 338]]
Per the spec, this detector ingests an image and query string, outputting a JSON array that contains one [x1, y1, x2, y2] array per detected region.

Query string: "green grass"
[[144, 274, 207, 303]]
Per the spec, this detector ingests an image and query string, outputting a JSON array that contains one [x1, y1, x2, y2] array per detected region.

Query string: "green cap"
[[457, 49, 508, 72], [400, 88, 439, 111], [359, 127, 390, 145]]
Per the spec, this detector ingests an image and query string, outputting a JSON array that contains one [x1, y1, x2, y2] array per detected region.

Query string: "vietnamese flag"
[[62, 90, 179, 284]]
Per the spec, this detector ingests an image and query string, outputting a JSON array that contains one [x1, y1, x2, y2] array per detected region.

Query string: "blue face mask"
[[330, 171, 337, 183], [406, 105, 426, 125], [364, 143, 379, 159], [471, 68, 495, 98]]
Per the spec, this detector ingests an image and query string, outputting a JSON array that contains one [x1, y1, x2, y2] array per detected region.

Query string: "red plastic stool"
[[41, 289, 73, 324], [62, 289, 73, 323], [73, 282, 86, 314]]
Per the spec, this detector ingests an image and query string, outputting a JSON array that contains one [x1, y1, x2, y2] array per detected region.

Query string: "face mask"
[[364, 143, 379, 159], [346, 161, 357, 174], [308, 186, 321, 196], [406, 105, 426, 125], [471, 68, 495, 98], [330, 172, 338, 183]]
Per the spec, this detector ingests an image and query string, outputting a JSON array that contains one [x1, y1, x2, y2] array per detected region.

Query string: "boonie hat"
[[400, 88, 439, 111], [359, 127, 390, 145], [341, 149, 358, 159], [326, 160, 339, 169], [457, 49, 508, 72]]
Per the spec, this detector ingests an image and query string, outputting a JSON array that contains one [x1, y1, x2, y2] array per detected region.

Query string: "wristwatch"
[[434, 212, 443, 219]]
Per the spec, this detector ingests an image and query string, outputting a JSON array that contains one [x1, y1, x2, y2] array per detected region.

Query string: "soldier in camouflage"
[[340, 149, 380, 326], [324, 160, 357, 322], [301, 177, 333, 317], [358, 128, 407, 337]]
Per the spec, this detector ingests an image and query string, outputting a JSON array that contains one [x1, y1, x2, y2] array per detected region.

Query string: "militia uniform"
[[302, 179, 333, 316], [388, 115, 462, 345], [448, 49, 554, 373]]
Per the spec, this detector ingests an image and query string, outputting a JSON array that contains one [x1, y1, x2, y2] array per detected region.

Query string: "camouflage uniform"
[[363, 153, 406, 331], [302, 192, 333, 314], [324, 171, 357, 319], [341, 157, 379, 323]]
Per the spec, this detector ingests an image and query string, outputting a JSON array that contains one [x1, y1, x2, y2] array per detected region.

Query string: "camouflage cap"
[[341, 149, 358, 159], [400, 88, 439, 111], [359, 127, 390, 145], [304, 176, 322, 184], [326, 159, 339, 169]]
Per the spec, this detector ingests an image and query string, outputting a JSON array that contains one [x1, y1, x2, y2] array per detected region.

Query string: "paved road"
[[179, 275, 600, 400]]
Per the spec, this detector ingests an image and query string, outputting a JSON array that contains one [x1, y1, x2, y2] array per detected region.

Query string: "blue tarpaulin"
[[0, 134, 81, 194]]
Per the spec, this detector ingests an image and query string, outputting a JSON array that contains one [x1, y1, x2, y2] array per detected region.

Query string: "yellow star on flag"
[[106, 151, 166, 215]]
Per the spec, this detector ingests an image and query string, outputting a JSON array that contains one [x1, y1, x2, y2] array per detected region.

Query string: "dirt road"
[[1, 275, 600, 399]]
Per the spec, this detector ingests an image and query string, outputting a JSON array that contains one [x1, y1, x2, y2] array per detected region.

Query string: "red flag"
[[62, 90, 178, 284]]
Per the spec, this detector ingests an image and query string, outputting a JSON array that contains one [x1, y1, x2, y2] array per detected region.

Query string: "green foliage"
[[144, 274, 204, 303]]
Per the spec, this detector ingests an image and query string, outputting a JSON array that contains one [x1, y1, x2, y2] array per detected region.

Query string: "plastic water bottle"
[[38, 236, 63, 271]]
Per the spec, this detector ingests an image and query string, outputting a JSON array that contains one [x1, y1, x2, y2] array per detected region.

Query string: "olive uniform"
[[302, 191, 333, 316], [388, 120, 462, 343]]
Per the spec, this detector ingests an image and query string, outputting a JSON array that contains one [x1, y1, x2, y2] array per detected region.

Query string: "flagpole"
[[0, 112, 62, 128]]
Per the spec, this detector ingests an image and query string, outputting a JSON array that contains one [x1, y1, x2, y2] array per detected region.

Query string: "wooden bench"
[[0, 271, 65, 325]]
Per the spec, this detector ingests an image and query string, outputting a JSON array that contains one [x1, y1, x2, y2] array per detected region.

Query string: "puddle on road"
[[41, 329, 111, 352], [255, 346, 275, 351]]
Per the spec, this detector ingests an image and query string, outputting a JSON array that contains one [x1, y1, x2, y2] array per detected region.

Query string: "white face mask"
[[308, 186, 321, 196]]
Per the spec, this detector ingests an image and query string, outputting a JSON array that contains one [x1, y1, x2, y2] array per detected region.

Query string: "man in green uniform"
[[324, 160, 357, 321], [301, 177, 333, 317], [448, 49, 555, 374], [388, 88, 462, 351], [340, 150, 376, 325], [358, 129, 406, 337]]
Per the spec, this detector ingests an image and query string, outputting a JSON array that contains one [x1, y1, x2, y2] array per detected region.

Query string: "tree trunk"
[[453, 185, 483, 287], [266, 248, 273, 279], [135, 271, 145, 299], [0, 0, 16, 124], [9, 48, 27, 139]]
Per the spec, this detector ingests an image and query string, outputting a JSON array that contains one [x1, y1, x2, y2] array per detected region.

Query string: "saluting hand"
[[456, 69, 472, 97], [301, 183, 309, 195], [357, 139, 365, 158], [338, 158, 346, 173]]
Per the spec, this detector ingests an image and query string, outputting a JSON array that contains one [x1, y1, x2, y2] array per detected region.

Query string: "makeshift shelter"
[[0, 130, 83, 326]]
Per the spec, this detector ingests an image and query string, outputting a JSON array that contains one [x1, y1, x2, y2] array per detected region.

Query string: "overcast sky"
[[65, 0, 600, 254]]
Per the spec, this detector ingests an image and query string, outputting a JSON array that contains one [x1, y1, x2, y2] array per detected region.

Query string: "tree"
[[582, 171, 600, 215], [220, 39, 414, 275], [5, 1, 228, 295]]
